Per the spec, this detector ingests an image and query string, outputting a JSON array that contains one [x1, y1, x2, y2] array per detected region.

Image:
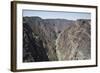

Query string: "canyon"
[[23, 16, 91, 62]]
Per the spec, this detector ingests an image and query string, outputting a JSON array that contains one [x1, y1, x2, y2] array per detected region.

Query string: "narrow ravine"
[[55, 30, 64, 61]]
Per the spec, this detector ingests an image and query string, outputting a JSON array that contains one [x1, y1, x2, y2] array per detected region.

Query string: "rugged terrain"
[[23, 16, 91, 62]]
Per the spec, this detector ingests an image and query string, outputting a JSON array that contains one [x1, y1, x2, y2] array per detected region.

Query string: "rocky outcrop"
[[56, 19, 91, 60], [23, 16, 91, 62], [23, 22, 49, 62]]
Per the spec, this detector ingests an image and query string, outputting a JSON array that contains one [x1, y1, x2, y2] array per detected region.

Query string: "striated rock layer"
[[23, 17, 91, 62]]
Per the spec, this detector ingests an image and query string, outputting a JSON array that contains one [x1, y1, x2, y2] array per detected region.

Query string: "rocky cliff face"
[[23, 16, 91, 62], [56, 19, 91, 60], [23, 22, 49, 62]]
